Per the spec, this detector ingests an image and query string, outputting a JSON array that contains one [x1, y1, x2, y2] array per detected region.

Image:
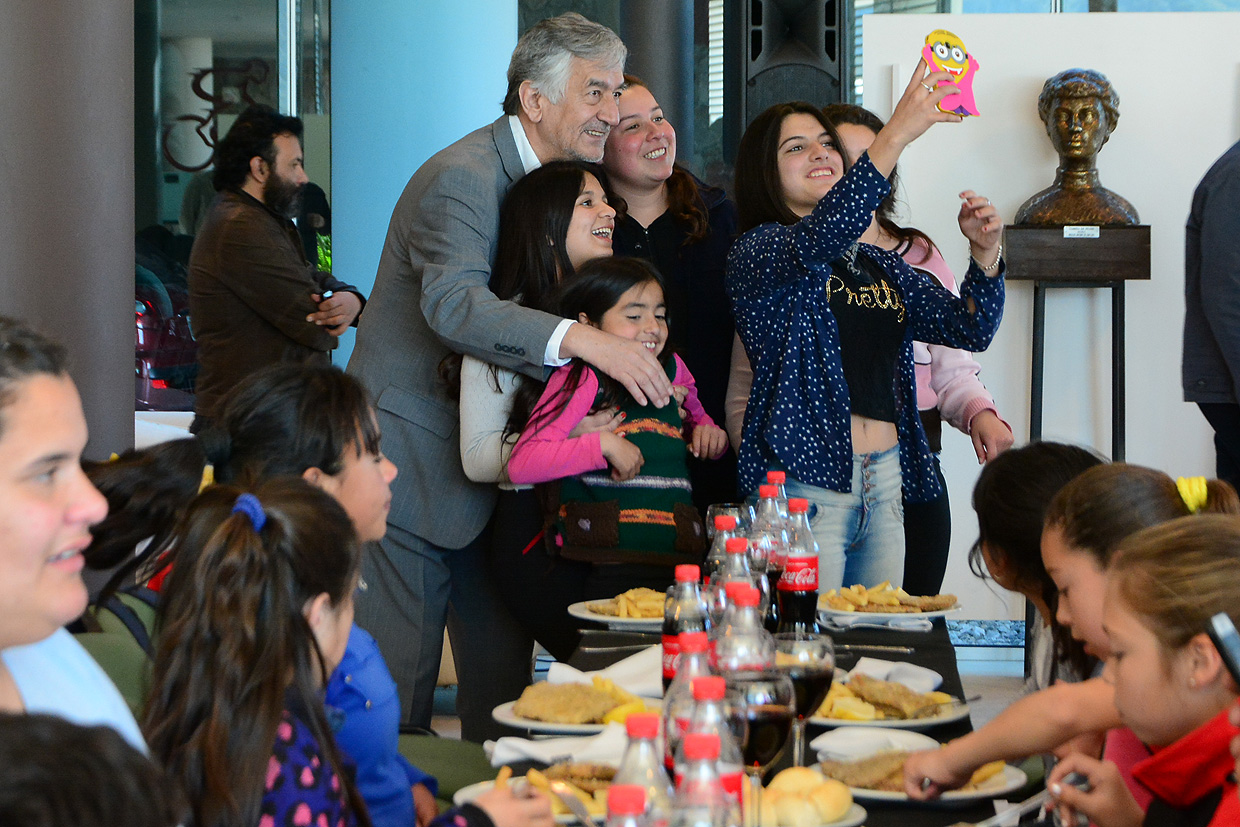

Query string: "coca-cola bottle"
[[662, 631, 713, 773], [615, 713, 674, 827], [711, 584, 775, 672], [703, 515, 739, 585], [663, 564, 709, 691], [765, 471, 790, 517], [671, 733, 742, 827], [675, 677, 745, 807], [607, 785, 650, 827], [778, 497, 821, 634]]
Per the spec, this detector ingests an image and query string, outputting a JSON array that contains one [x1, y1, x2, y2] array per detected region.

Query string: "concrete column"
[[330, 0, 517, 368], [0, 0, 134, 458], [620, 0, 696, 166]]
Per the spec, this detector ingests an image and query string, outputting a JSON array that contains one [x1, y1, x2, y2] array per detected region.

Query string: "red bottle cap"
[[682, 732, 722, 761], [692, 675, 726, 700], [714, 514, 737, 531], [675, 564, 700, 582], [679, 630, 709, 653], [725, 537, 748, 555], [767, 471, 786, 484], [758, 484, 778, 498], [625, 712, 660, 740], [607, 785, 647, 816], [724, 581, 748, 600], [788, 498, 809, 514]]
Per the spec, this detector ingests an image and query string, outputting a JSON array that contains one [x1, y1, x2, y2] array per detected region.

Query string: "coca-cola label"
[[662, 636, 681, 681], [778, 556, 818, 592]]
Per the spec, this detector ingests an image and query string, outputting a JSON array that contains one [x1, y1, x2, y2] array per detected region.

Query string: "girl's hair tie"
[[1176, 476, 1208, 514], [232, 492, 267, 532], [199, 463, 215, 494]]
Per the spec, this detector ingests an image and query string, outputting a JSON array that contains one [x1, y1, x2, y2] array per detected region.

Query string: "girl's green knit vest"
[[554, 358, 706, 566]]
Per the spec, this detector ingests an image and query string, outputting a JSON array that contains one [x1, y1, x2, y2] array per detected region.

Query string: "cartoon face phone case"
[[922, 29, 980, 117]]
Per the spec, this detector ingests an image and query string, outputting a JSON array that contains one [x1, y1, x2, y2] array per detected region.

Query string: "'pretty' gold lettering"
[[825, 275, 906, 322]]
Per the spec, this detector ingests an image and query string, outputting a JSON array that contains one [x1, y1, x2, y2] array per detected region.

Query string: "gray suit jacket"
[[348, 117, 561, 548]]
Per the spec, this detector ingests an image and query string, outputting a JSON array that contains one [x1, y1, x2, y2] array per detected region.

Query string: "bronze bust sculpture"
[[1015, 68, 1139, 226]]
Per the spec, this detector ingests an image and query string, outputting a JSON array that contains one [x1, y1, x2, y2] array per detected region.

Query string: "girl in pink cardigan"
[[509, 257, 726, 596]]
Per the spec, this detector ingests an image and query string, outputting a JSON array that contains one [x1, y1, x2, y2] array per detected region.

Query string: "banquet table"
[[564, 620, 1043, 827]]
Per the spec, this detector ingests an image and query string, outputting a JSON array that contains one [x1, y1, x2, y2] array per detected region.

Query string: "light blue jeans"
[[781, 446, 905, 590]]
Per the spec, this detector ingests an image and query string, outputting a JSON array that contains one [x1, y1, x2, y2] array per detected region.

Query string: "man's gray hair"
[[502, 13, 627, 116]]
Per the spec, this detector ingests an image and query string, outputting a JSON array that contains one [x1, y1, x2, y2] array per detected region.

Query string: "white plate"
[[820, 803, 868, 827], [817, 603, 963, 622], [848, 765, 1027, 804], [568, 601, 663, 631], [492, 699, 662, 735], [454, 780, 601, 823], [808, 700, 970, 730], [807, 669, 970, 730], [455, 782, 867, 827], [813, 727, 1027, 803]]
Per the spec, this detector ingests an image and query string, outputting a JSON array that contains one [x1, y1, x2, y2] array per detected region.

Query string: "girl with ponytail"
[[85, 365, 443, 827], [144, 478, 369, 826]]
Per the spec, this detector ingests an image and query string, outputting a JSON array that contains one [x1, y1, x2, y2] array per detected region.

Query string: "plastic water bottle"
[[662, 631, 713, 773], [670, 733, 740, 827], [708, 538, 766, 628], [607, 784, 650, 827], [711, 584, 775, 672], [615, 713, 674, 827], [749, 484, 790, 632], [675, 677, 745, 807], [663, 564, 709, 691], [765, 471, 790, 517], [703, 515, 739, 585]]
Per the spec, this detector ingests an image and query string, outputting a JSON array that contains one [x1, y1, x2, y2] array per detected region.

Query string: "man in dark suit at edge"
[[347, 13, 672, 741]]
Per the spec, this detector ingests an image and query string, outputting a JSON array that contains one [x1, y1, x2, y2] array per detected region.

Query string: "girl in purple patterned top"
[[144, 478, 370, 827]]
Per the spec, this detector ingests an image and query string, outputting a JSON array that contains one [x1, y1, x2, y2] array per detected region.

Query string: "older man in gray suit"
[[348, 13, 672, 741]]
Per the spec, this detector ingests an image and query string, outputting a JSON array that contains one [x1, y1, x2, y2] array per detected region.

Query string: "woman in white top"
[[0, 316, 144, 750], [449, 160, 620, 660]]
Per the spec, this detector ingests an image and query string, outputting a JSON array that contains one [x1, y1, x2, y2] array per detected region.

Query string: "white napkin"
[[823, 615, 933, 632], [848, 657, 942, 694], [809, 727, 937, 761], [487, 722, 629, 767], [546, 644, 663, 698]]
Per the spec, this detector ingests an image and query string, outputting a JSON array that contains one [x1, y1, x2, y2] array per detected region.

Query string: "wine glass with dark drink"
[[722, 669, 795, 827], [773, 632, 835, 766]]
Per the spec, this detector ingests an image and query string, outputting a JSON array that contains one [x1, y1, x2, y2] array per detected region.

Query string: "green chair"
[[399, 733, 496, 809], [74, 631, 151, 718]]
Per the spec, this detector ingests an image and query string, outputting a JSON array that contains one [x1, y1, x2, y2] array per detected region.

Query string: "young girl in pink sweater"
[[508, 257, 727, 597]]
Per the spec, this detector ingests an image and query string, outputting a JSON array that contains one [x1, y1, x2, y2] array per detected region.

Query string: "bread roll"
[[809, 779, 852, 822], [767, 766, 825, 795], [773, 792, 820, 827]]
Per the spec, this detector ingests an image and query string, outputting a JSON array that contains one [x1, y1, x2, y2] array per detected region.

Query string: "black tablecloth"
[[565, 621, 1040, 827]]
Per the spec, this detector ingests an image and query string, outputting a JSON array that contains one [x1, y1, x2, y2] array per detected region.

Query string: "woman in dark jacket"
[[602, 75, 739, 508]]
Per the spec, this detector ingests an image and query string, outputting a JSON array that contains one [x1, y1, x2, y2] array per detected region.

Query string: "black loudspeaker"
[[724, 0, 849, 159]]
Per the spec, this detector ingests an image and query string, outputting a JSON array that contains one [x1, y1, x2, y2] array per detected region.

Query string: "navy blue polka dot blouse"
[[725, 152, 1005, 503]]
